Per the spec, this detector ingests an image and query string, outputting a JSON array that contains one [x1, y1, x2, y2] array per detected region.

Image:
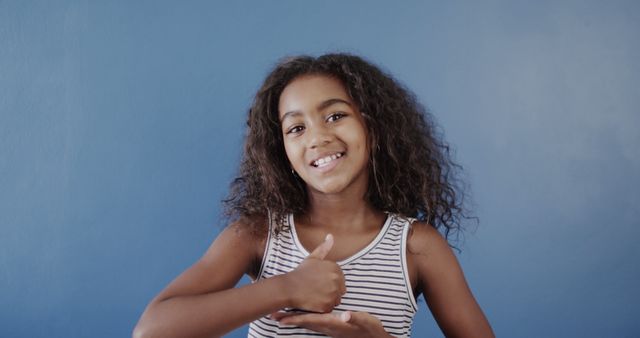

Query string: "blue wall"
[[1, 1, 639, 337]]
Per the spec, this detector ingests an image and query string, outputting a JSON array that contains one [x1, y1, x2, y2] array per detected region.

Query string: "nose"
[[307, 124, 333, 149]]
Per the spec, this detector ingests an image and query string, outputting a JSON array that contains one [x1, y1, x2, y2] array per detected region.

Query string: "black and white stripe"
[[248, 213, 418, 337]]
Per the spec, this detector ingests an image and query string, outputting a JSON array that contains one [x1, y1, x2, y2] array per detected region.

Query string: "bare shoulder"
[[406, 221, 450, 257], [406, 221, 463, 290], [202, 218, 268, 266]]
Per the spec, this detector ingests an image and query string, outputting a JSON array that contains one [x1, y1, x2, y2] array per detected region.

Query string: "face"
[[278, 74, 369, 197]]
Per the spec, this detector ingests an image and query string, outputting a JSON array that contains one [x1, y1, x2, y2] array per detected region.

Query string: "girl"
[[133, 53, 494, 338]]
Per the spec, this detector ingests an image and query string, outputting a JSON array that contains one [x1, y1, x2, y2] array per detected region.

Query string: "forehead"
[[278, 75, 352, 118]]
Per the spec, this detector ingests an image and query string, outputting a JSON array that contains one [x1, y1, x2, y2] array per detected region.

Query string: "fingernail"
[[325, 233, 332, 241], [340, 311, 350, 322]]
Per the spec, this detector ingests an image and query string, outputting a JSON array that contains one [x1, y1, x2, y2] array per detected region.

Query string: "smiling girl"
[[133, 54, 494, 338]]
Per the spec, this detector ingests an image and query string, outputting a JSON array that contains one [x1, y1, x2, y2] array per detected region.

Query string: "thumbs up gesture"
[[283, 234, 346, 313]]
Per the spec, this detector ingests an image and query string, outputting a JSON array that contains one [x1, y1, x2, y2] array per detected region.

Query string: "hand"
[[283, 234, 346, 313], [272, 310, 392, 338]]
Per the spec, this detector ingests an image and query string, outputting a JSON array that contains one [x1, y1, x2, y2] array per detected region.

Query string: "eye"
[[286, 125, 305, 135], [327, 112, 347, 123]]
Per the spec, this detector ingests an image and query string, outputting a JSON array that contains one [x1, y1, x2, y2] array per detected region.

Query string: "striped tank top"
[[247, 212, 418, 337]]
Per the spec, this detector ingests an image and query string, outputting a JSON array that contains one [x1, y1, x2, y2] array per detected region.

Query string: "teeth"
[[313, 152, 343, 167]]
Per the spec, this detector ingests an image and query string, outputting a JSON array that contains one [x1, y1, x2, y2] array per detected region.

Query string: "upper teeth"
[[314, 153, 343, 167]]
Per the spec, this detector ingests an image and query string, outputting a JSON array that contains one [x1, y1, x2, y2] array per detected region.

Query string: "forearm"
[[133, 275, 289, 338]]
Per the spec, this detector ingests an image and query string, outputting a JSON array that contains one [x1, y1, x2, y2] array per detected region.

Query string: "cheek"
[[354, 130, 372, 166], [350, 126, 369, 154], [283, 140, 302, 167]]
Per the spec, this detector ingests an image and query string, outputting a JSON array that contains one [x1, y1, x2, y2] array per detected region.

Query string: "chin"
[[312, 186, 342, 195], [310, 181, 348, 195], [305, 172, 367, 196]]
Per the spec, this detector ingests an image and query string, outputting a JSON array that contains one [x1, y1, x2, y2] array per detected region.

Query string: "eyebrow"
[[280, 98, 353, 123]]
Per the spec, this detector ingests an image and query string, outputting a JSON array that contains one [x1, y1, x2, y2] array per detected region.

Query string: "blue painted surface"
[[1, 1, 639, 337]]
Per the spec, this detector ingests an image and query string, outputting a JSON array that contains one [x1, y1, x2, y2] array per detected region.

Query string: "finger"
[[279, 312, 341, 326], [340, 310, 365, 324], [341, 311, 379, 327], [270, 309, 317, 321], [340, 311, 351, 323], [308, 233, 334, 260], [269, 312, 291, 321]]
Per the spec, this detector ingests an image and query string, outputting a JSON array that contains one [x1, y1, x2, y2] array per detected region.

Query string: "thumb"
[[340, 311, 366, 325], [308, 233, 333, 259], [340, 310, 353, 323]]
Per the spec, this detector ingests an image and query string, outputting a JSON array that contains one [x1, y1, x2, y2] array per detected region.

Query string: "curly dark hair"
[[224, 53, 470, 243]]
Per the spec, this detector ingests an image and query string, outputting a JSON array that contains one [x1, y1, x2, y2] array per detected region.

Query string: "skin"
[[132, 75, 494, 338]]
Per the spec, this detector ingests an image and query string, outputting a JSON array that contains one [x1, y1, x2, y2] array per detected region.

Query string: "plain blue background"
[[1, 1, 639, 337]]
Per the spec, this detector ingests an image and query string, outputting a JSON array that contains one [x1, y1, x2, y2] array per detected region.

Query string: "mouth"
[[310, 152, 345, 168]]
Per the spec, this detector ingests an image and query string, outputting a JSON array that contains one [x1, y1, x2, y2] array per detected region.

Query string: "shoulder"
[[405, 221, 462, 293], [203, 216, 269, 277], [208, 217, 266, 252], [223, 216, 269, 243], [406, 221, 450, 258]]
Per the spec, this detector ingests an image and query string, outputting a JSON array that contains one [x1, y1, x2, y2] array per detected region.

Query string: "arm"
[[133, 223, 345, 338], [133, 222, 286, 338], [408, 223, 495, 338]]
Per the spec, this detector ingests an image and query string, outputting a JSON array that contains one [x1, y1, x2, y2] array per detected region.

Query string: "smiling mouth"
[[311, 152, 345, 168]]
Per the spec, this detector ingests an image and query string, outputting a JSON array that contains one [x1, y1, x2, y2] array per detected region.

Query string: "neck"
[[303, 189, 384, 232]]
